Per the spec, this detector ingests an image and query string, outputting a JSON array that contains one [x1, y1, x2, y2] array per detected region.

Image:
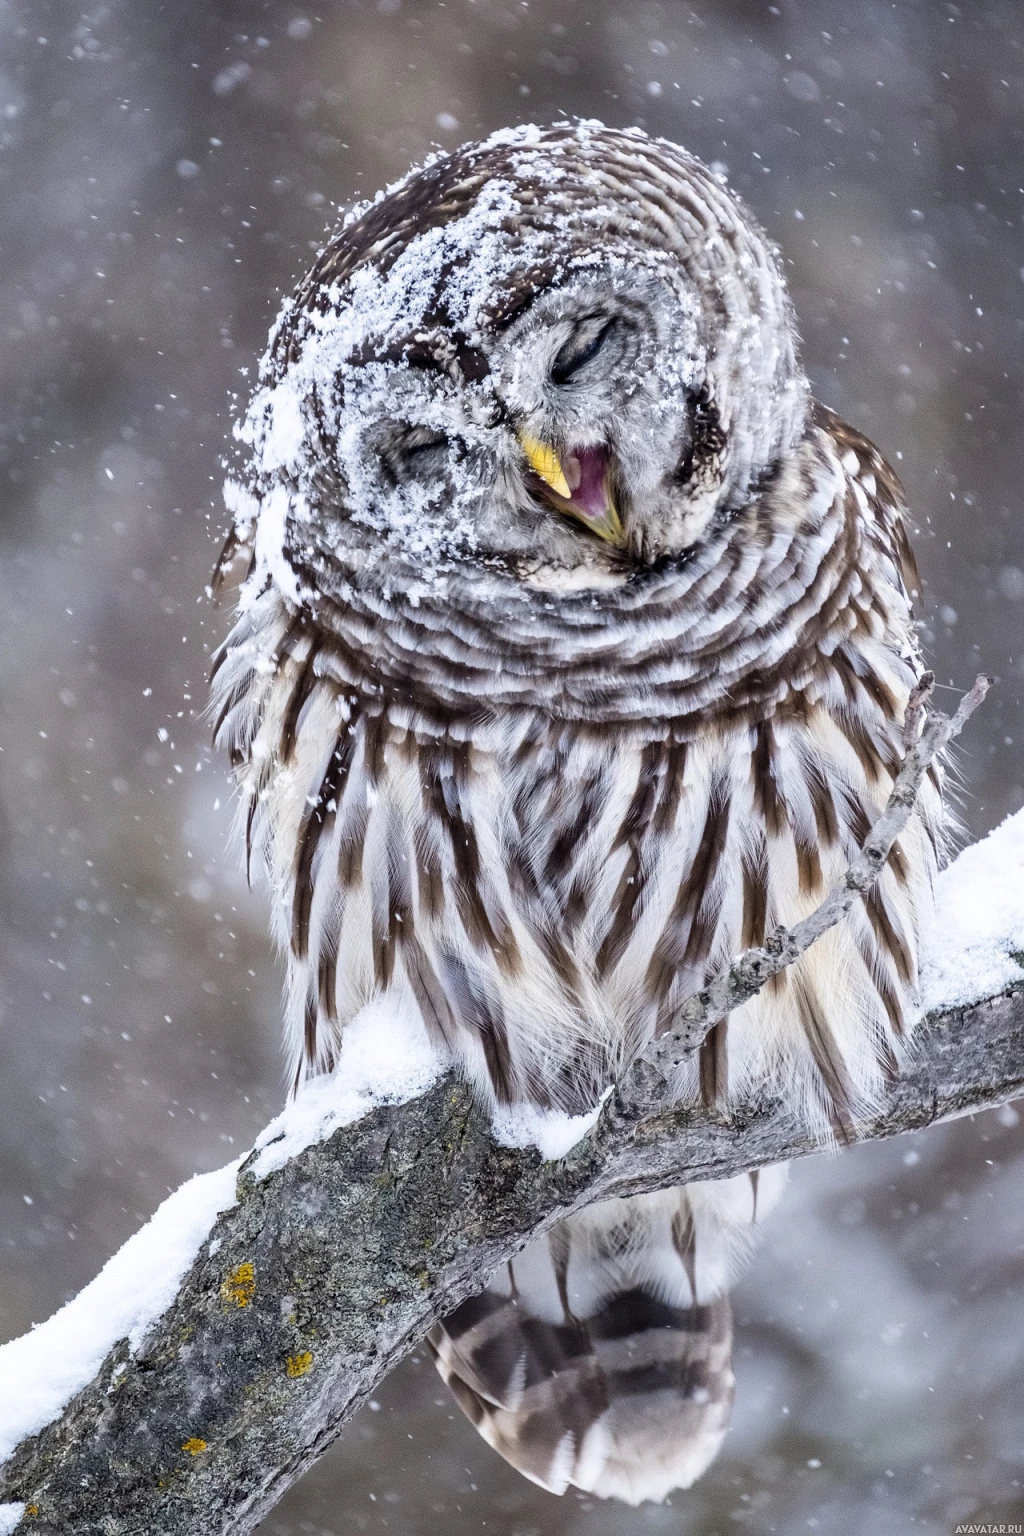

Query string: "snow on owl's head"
[[226, 122, 808, 611]]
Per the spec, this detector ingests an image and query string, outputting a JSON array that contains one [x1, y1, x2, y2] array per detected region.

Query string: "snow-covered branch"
[[2, 685, 1023, 1536], [1, 968, 1023, 1536]]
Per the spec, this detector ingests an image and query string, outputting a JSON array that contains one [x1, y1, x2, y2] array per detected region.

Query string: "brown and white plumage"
[[212, 123, 945, 1504]]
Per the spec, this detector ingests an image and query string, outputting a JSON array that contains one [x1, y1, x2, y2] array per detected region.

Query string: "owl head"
[[226, 122, 808, 619]]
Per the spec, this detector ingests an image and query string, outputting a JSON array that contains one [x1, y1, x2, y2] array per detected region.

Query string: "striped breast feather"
[[213, 636, 943, 1140], [667, 693, 943, 1144], [213, 626, 942, 1156]]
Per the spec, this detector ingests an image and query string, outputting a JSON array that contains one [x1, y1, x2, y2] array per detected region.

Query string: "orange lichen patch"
[[220, 1261, 255, 1308], [286, 1352, 313, 1379], [25, 1506, 40, 1517], [182, 1437, 208, 1456]]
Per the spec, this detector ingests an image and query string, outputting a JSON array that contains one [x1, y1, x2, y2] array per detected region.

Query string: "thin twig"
[[902, 669, 935, 751], [635, 673, 993, 1087]]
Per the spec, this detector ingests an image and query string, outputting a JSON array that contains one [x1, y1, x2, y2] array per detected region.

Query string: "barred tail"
[[429, 1168, 786, 1505]]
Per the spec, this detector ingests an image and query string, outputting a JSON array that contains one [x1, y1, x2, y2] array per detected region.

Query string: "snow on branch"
[[2, 684, 1023, 1536]]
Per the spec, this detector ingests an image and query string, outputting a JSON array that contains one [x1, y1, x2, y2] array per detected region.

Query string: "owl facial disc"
[[227, 122, 810, 598], [517, 432, 625, 547]]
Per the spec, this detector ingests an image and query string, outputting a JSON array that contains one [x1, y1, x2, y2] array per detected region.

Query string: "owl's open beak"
[[518, 432, 625, 547]]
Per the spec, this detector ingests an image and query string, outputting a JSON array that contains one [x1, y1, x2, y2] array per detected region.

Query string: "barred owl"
[[212, 123, 944, 1505]]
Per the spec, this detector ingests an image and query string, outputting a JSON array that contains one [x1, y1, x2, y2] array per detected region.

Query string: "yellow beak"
[[517, 431, 625, 547], [518, 432, 572, 499]]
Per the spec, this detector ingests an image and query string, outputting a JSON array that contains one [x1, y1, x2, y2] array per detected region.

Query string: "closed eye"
[[381, 426, 454, 487], [402, 428, 449, 458], [550, 316, 615, 386]]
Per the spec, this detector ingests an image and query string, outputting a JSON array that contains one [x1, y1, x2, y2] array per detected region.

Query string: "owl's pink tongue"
[[523, 435, 624, 545], [564, 445, 611, 522]]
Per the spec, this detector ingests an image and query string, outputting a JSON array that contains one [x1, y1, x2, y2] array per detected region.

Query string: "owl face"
[[232, 124, 808, 614], [336, 266, 715, 593]]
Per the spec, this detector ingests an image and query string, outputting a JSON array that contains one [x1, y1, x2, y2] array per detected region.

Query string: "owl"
[[212, 123, 944, 1504]]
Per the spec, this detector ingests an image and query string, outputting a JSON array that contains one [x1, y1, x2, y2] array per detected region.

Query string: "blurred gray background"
[[1, 1, 1022, 1531]]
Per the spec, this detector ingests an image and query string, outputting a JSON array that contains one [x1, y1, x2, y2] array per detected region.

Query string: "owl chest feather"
[[214, 423, 943, 1130], [233, 653, 936, 1130]]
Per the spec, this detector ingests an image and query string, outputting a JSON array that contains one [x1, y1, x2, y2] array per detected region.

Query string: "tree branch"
[[0, 674, 1014, 1536], [1, 982, 1022, 1536]]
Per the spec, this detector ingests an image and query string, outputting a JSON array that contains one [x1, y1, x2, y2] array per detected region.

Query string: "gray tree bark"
[[1, 980, 1022, 1536]]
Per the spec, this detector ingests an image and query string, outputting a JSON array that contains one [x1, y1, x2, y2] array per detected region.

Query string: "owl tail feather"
[[429, 1172, 785, 1504]]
